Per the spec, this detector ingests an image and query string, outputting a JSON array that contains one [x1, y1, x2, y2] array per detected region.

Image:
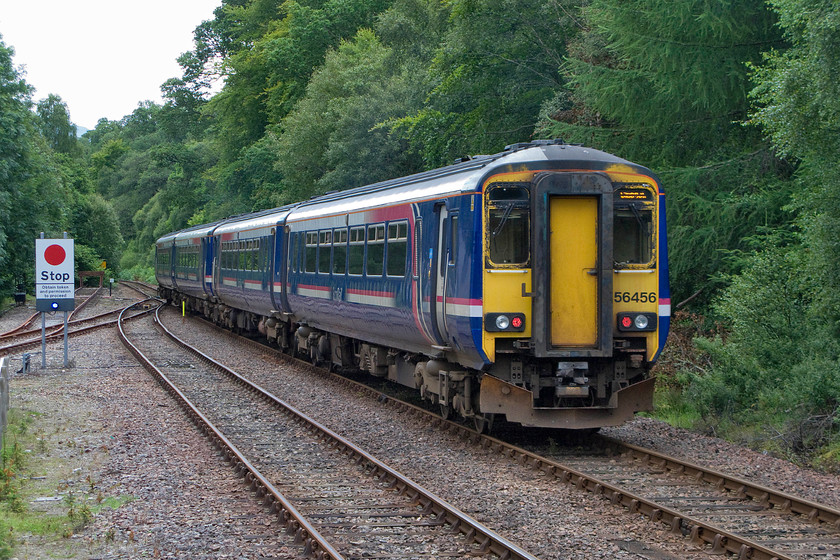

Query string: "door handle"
[[586, 269, 598, 276]]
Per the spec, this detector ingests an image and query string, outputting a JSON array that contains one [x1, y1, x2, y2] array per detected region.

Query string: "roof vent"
[[504, 138, 566, 151]]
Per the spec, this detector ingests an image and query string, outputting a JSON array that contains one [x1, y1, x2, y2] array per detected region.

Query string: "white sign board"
[[35, 238, 75, 311]]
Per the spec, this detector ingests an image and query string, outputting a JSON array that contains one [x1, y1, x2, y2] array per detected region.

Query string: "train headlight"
[[485, 313, 526, 332], [617, 312, 657, 332], [634, 314, 649, 330]]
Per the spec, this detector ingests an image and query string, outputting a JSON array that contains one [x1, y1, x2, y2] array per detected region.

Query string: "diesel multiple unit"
[[156, 140, 670, 432]]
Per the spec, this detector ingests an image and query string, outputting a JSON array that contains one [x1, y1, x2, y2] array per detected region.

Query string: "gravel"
[[1, 291, 838, 559]]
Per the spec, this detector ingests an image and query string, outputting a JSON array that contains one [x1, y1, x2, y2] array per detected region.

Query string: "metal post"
[[41, 312, 46, 369], [62, 232, 69, 368], [63, 311, 69, 367]]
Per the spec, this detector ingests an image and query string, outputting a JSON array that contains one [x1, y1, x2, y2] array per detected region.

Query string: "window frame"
[[386, 221, 409, 277], [485, 183, 531, 268]]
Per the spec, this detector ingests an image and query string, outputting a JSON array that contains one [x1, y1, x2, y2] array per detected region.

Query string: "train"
[[155, 139, 670, 432]]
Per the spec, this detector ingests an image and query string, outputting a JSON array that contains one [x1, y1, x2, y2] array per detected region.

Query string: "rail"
[[140, 306, 541, 560], [195, 316, 839, 560], [0, 358, 8, 448]]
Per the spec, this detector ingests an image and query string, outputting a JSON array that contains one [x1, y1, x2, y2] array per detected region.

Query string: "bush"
[[663, 241, 840, 467], [118, 265, 155, 284]]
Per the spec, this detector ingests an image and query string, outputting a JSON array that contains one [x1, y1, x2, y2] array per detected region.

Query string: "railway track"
[[119, 305, 540, 560], [163, 307, 840, 560], [0, 286, 102, 340], [0, 297, 160, 358], [530, 438, 840, 559], [119, 279, 159, 299]]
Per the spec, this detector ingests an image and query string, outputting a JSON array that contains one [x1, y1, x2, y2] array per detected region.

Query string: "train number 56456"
[[614, 291, 657, 303]]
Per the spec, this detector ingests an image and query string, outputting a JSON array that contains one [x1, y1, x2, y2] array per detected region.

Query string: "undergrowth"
[[653, 310, 840, 473], [0, 407, 133, 558]]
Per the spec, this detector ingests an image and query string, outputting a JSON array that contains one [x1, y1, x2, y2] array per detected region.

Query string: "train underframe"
[[163, 288, 654, 432]]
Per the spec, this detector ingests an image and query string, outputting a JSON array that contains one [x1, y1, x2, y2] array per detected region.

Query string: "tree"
[[749, 0, 840, 320], [539, 0, 792, 308], [551, 0, 782, 165], [70, 193, 124, 272], [36, 94, 79, 155], [273, 29, 424, 203], [396, 0, 580, 166], [0, 36, 68, 296]]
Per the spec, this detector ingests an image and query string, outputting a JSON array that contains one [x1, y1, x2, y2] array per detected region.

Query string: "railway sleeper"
[[174, 296, 494, 430]]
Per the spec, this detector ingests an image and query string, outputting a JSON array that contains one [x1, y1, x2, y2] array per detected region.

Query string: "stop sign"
[[35, 238, 75, 311]]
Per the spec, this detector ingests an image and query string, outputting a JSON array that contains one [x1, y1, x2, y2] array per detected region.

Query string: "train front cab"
[[479, 165, 669, 429]]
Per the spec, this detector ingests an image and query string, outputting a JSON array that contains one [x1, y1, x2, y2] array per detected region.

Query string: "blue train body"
[[156, 140, 670, 430]]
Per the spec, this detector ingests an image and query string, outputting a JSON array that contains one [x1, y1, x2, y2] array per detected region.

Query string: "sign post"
[[35, 235, 75, 368]]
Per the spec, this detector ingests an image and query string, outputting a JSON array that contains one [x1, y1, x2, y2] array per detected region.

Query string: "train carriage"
[[211, 208, 293, 329], [158, 139, 670, 431], [155, 223, 218, 302]]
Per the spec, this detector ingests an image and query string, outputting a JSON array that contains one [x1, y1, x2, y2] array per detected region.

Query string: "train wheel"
[[440, 404, 452, 420], [473, 413, 494, 434]]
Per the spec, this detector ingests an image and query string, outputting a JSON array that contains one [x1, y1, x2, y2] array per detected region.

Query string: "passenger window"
[[304, 232, 318, 273], [413, 220, 422, 278], [349, 227, 365, 275], [289, 234, 298, 272], [297, 234, 304, 272], [487, 184, 530, 266], [613, 187, 655, 267], [367, 224, 385, 276], [333, 229, 347, 274], [386, 222, 408, 277], [318, 230, 332, 274]]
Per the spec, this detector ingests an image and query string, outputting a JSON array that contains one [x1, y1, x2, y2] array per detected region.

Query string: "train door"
[[271, 225, 291, 314], [549, 197, 598, 346], [431, 204, 455, 346], [168, 243, 177, 290], [202, 237, 214, 297], [211, 236, 221, 297], [531, 172, 614, 357]]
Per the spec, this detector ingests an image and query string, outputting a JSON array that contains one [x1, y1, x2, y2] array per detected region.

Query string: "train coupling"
[[555, 361, 589, 398]]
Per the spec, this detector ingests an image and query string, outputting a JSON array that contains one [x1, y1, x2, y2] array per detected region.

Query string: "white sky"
[[0, 0, 222, 130]]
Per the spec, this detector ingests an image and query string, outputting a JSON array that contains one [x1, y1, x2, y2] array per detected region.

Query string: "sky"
[[0, 0, 222, 130]]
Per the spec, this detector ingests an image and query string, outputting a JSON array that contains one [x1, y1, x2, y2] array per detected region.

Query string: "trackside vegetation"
[[0, 0, 838, 470], [0, 407, 135, 557]]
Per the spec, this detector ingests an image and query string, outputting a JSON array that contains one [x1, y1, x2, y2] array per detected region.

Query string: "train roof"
[[156, 222, 222, 245], [157, 140, 656, 243], [156, 206, 295, 245], [212, 206, 293, 237], [285, 140, 648, 223]]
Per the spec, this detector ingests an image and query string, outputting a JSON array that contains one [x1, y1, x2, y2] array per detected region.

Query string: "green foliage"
[[70, 194, 124, 271], [0, 37, 87, 296], [396, 0, 579, 166], [749, 1, 840, 324], [553, 0, 781, 166], [273, 29, 424, 202], [666, 242, 840, 462], [36, 95, 80, 156], [663, 153, 795, 307], [63, 492, 92, 530], [118, 265, 155, 283]]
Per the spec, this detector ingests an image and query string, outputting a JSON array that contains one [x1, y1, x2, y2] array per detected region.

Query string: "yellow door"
[[549, 196, 598, 347]]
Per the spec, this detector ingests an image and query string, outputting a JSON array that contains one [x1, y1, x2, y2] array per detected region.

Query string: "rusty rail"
[[147, 307, 541, 560]]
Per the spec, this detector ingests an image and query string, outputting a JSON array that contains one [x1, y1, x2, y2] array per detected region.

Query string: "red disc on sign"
[[44, 244, 66, 266]]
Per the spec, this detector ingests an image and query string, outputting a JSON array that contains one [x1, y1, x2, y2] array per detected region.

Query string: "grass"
[[649, 385, 702, 430], [649, 380, 840, 472], [0, 407, 135, 558]]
